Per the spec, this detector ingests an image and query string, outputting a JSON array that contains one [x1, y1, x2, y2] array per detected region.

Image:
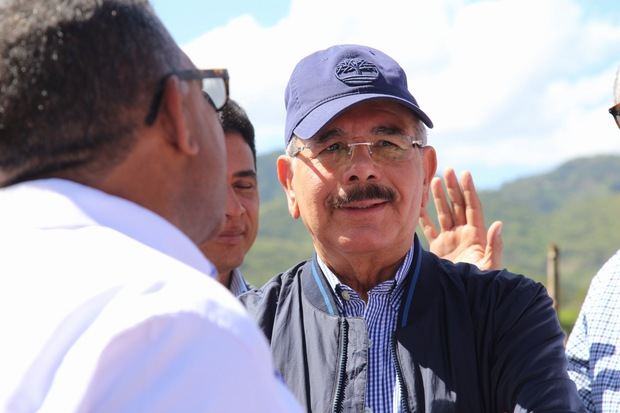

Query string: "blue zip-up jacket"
[[241, 247, 585, 412]]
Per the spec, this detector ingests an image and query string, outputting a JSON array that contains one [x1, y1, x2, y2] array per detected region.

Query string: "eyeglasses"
[[145, 68, 229, 125], [287, 134, 425, 168], [609, 102, 620, 129]]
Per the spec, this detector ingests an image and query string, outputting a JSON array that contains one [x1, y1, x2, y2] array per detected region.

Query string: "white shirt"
[[0, 179, 300, 413]]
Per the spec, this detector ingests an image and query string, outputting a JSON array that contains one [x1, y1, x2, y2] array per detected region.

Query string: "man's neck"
[[317, 250, 408, 301], [217, 269, 234, 289]]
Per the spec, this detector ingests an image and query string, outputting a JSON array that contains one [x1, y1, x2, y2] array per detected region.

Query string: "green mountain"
[[244, 152, 314, 282], [243, 153, 620, 328]]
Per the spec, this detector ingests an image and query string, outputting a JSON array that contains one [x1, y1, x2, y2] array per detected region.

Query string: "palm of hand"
[[419, 169, 503, 271], [428, 225, 488, 268]]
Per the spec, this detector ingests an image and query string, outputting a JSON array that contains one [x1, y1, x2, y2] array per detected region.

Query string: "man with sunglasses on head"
[[0, 1, 299, 412], [241, 44, 583, 412], [201, 99, 258, 296], [565, 66, 620, 413]]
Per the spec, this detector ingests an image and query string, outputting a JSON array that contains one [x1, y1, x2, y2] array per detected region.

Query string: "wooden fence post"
[[547, 244, 560, 313]]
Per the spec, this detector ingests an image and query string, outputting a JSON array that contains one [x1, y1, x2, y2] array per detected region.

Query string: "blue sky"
[[152, 0, 619, 189], [152, 0, 290, 44]]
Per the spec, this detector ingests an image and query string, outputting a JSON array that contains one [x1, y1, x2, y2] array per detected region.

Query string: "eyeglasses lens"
[[203, 78, 227, 110]]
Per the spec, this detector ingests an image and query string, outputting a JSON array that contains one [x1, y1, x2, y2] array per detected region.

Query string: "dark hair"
[[218, 99, 256, 165], [0, 0, 182, 186]]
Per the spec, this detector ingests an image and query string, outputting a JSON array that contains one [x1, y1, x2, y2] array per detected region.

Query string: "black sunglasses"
[[609, 102, 620, 130], [145, 68, 229, 125]]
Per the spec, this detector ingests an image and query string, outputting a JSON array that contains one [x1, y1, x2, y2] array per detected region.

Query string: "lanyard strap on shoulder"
[[400, 238, 423, 327]]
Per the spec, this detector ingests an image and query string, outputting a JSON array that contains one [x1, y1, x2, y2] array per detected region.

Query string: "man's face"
[[200, 132, 259, 274], [278, 100, 436, 258], [179, 55, 227, 244]]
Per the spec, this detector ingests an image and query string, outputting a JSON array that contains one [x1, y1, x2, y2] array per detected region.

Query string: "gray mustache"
[[329, 184, 396, 208]]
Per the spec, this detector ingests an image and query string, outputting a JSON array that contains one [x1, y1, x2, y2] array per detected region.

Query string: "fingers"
[[444, 168, 466, 227], [430, 176, 454, 231], [484, 221, 504, 270], [431, 168, 487, 233], [419, 207, 438, 242], [460, 171, 484, 229]]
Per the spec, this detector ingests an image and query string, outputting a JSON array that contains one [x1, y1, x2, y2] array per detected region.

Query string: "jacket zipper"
[[392, 334, 410, 413], [332, 318, 349, 413]]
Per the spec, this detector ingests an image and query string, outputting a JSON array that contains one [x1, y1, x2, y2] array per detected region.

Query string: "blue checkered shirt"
[[566, 250, 620, 412], [229, 268, 250, 297], [318, 244, 415, 413]]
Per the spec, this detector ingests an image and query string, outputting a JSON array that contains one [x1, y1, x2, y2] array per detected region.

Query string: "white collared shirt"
[[0, 179, 300, 413]]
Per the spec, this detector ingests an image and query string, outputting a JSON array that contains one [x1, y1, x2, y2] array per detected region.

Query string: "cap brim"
[[292, 94, 434, 140]]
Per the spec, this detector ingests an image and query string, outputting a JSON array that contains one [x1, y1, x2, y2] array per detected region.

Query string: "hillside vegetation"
[[243, 153, 620, 328]]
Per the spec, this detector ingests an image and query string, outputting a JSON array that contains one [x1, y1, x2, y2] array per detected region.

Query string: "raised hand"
[[420, 168, 503, 270]]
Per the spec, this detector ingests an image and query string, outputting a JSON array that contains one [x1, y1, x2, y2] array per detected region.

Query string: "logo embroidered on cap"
[[335, 58, 379, 86]]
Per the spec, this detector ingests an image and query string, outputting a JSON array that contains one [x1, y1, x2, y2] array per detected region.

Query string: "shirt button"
[[364, 408, 373, 413], [341, 290, 351, 301], [368, 339, 373, 348]]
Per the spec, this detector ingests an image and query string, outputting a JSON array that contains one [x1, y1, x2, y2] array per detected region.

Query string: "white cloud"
[[182, 0, 620, 188]]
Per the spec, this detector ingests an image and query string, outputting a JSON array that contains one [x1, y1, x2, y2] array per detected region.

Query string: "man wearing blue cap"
[[241, 44, 583, 412]]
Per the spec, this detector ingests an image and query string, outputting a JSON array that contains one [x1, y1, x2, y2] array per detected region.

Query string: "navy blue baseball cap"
[[284, 44, 433, 146]]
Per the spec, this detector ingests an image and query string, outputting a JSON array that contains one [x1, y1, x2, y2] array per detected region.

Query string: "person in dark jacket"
[[240, 44, 584, 413]]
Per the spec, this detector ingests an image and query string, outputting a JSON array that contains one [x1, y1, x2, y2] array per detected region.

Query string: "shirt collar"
[[317, 237, 417, 303], [229, 268, 250, 297], [0, 178, 216, 277]]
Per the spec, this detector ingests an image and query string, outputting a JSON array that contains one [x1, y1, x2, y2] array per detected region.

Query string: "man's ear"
[[421, 146, 437, 209], [158, 76, 199, 155], [277, 155, 300, 219]]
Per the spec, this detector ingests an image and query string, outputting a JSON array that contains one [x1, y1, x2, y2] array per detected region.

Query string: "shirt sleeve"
[[488, 273, 585, 412], [566, 285, 595, 412], [565, 252, 620, 413]]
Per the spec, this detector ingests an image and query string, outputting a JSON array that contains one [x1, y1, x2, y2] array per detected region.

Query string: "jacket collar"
[[300, 236, 424, 319]]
